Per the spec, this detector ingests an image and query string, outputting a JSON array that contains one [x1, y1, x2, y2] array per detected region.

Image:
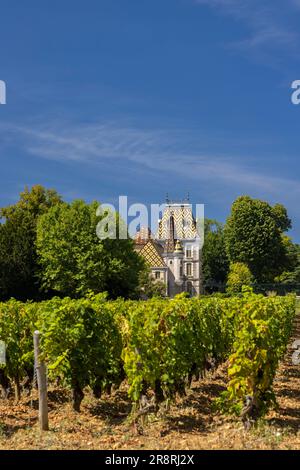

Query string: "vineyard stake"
[[33, 330, 49, 431]]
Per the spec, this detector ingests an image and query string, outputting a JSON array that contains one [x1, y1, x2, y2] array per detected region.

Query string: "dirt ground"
[[1, 315, 300, 450]]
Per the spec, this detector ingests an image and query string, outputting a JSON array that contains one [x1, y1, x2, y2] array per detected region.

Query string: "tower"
[[134, 197, 202, 298], [157, 199, 202, 297], [173, 239, 183, 284]]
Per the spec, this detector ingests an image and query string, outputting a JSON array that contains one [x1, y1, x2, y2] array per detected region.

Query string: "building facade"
[[134, 202, 202, 297]]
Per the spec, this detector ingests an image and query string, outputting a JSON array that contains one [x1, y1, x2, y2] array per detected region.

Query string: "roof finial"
[[166, 193, 170, 204]]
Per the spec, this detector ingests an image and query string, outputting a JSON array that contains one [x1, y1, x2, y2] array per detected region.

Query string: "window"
[[155, 271, 161, 279], [180, 265, 183, 277], [186, 246, 192, 258], [186, 281, 193, 295], [186, 263, 192, 277]]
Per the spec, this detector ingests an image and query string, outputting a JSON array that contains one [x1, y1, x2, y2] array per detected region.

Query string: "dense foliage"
[[226, 262, 253, 294], [275, 242, 300, 284], [36, 199, 145, 299], [224, 196, 294, 282], [0, 185, 62, 301], [0, 185, 149, 302], [202, 219, 229, 289], [0, 293, 295, 422]]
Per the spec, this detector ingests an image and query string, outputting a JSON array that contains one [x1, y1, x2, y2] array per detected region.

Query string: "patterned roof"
[[157, 204, 198, 240], [139, 240, 166, 268]]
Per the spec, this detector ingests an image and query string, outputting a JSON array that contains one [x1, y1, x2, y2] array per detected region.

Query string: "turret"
[[173, 239, 183, 282]]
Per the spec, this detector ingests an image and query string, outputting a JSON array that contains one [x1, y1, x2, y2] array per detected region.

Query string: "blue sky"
[[0, 0, 300, 240]]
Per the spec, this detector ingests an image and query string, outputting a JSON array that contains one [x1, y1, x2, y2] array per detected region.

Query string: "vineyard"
[[0, 289, 296, 443]]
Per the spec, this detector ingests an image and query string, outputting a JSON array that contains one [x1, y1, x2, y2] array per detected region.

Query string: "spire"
[[169, 214, 175, 241], [164, 213, 176, 253], [174, 239, 183, 253]]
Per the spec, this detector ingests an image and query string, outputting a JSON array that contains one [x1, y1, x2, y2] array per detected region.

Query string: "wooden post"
[[33, 330, 49, 431]]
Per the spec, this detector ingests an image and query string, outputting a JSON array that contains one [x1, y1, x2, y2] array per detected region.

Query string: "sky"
[[0, 0, 300, 240]]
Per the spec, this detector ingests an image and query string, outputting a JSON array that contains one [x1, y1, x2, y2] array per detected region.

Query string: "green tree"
[[0, 185, 62, 301], [138, 266, 166, 299], [202, 219, 229, 288], [275, 242, 300, 284], [36, 199, 144, 299], [226, 262, 253, 294], [224, 196, 292, 282], [272, 204, 292, 232]]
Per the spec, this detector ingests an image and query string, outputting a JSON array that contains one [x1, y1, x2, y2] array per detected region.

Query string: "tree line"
[[0, 185, 299, 301], [0, 185, 145, 301]]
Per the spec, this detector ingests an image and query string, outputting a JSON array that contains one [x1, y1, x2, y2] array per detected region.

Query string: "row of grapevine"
[[216, 289, 296, 425], [122, 294, 237, 404], [0, 290, 296, 421]]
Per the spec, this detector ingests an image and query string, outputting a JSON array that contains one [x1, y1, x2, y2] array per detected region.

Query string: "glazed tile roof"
[[139, 240, 166, 268], [157, 204, 198, 239]]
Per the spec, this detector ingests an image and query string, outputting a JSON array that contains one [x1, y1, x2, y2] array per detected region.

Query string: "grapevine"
[[0, 291, 296, 422]]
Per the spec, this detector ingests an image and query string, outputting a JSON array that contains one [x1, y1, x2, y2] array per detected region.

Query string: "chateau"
[[134, 200, 202, 297]]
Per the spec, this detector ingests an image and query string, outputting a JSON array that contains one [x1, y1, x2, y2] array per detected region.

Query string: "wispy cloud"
[[291, 0, 300, 7], [196, 0, 300, 59], [1, 120, 299, 201]]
